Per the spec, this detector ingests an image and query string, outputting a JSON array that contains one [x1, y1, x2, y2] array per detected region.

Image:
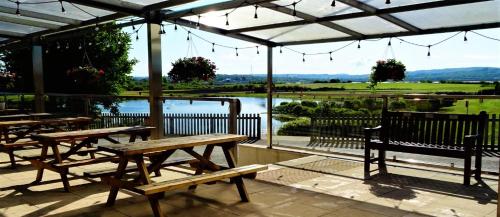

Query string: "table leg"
[[106, 158, 129, 207], [222, 143, 249, 202], [51, 143, 70, 192], [129, 134, 137, 143], [33, 144, 49, 184], [188, 145, 215, 190], [135, 155, 152, 185]]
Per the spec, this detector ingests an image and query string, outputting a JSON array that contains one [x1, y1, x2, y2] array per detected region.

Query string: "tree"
[[168, 57, 217, 83], [0, 22, 137, 113], [369, 59, 406, 89]]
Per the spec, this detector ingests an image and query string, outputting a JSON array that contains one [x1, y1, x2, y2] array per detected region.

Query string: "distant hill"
[[134, 67, 500, 83]]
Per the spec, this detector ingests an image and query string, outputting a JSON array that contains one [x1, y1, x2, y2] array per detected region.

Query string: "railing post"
[[83, 97, 90, 116], [32, 41, 45, 113], [228, 99, 239, 134], [257, 114, 261, 140], [169, 117, 174, 135]]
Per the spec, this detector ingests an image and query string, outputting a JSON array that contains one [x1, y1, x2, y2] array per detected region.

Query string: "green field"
[[282, 82, 491, 94]]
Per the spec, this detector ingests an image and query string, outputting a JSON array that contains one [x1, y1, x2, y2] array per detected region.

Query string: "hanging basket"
[[370, 59, 406, 84]]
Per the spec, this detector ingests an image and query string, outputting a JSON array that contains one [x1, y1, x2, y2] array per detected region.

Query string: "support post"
[[266, 46, 273, 149], [32, 43, 45, 113], [147, 22, 164, 139]]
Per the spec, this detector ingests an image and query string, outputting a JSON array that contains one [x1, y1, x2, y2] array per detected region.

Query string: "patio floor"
[[0, 151, 497, 217]]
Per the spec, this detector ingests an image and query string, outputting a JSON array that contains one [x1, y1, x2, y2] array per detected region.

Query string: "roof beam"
[[172, 18, 277, 46], [227, 0, 491, 34], [0, 13, 63, 29], [259, 2, 363, 37], [337, 0, 421, 32], [0, 5, 81, 25], [0, 30, 25, 39], [163, 0, 276, 19], [279, 22, 500, 46]]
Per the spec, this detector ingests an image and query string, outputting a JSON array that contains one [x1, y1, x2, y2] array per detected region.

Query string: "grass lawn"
[[441, 99, 500, 115], [287, 82, 491, 93]]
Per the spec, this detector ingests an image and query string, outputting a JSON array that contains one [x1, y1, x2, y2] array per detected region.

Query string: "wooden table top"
[[0, 117, 92, 127], [32, 126, 154, 141], [98, 134, 247, 156]]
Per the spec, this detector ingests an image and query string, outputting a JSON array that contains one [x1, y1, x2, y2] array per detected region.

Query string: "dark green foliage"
[[0, 23, 136, 114], [277, 117, 311, 136], [389, 100, 407, 110], [168, 57, 216, 83], [300, 100, 318, 107]]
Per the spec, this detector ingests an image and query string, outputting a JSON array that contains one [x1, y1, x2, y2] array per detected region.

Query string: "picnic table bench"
[[0, 117, 92, 168], [97, 134, 267, 217], [27, 126, 153, 191], [364, 110, 487, 185]]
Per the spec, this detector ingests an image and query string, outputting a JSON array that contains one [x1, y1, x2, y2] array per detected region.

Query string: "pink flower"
[[98, 69, 105, 76]]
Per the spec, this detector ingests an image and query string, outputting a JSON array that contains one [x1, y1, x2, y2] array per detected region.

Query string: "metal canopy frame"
[[0, 0, 498, 48]]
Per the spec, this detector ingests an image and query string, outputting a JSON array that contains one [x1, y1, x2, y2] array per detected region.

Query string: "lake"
[[104, 97, 294, 133]]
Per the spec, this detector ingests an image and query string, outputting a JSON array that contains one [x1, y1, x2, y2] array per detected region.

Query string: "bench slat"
[[134, 164, 267, 195]]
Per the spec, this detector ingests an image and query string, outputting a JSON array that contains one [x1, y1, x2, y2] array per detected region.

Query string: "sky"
[[125, 1, 500, 77]]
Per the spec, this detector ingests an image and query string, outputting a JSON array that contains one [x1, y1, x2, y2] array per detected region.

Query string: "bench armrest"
[[364, 126, 382, 140]]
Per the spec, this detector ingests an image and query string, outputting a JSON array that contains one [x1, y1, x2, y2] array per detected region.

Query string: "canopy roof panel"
[[0, 0, 499, 47]]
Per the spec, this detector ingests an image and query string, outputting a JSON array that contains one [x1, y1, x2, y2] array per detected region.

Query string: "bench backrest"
[[381, 110, 488, 147]]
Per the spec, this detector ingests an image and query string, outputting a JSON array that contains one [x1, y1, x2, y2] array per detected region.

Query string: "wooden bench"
[[0, 138, 39, 168], [83, 158, 192, 178], [133, 164, 267, 217], [364, 110, 488, 185]]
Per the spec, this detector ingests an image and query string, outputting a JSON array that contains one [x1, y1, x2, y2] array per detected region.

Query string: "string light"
[[65, 42, 69, 49], [136, 32, 139, 41], [15, 1, 20, 16], [329, 52, 333, 61], [187, 31, 190, 41], [254, 5, 259, 19], [235, 48, 239, 56], [464, 31, 468, 42], [292, 2, 297, 16], [174, 20, 178, 31], [212, 43, 215, 52], [225, 13, 229, 26], [94, 16, 100, 31], [131, 19, 135, 31], [331, 0, 335, 7], [256, 46, 260, 54], [427, 45, 431, 56], [302, 53, 305, 62], [196, 15, 201, 27], [56, 42, 61, 49], [78, 43, 82, 50], [59, 0, 66, 13], [357, 40, 361, 49], [388, 37, 392, 46], [45, 48, 49, 54], [280, 46, 283, 53], [386, 0, 391, 4]]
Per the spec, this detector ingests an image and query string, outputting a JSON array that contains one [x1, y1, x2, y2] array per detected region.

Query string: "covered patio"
[[0, 0, 499, 216]]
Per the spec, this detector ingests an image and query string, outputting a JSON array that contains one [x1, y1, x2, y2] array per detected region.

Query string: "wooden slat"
[[99, 134, 247, 156], [32, 126, 154, 141], [134, 164, 268, 195]]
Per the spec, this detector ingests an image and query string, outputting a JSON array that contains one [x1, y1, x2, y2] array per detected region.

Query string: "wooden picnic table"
[[29, 126, 154, 192], [97, 134, 266, 217], [0, 117, 92, 143]]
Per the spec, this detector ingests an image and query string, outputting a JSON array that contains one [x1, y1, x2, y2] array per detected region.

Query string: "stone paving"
[[0, 150, 497, 217]]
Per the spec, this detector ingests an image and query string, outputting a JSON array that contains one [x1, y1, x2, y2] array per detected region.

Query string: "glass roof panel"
[[0, 12, 67, 28], [393, 1, 500, 29], [185, 5, 300, 30], [333, 16, 407, 35], [245, 24, 350, 43], [273, 0, 362, 17], [168, 0, 228, 11], [0, 21, 46, 35], [359, 0, 438, 9], [0, 1, 114, 22]]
